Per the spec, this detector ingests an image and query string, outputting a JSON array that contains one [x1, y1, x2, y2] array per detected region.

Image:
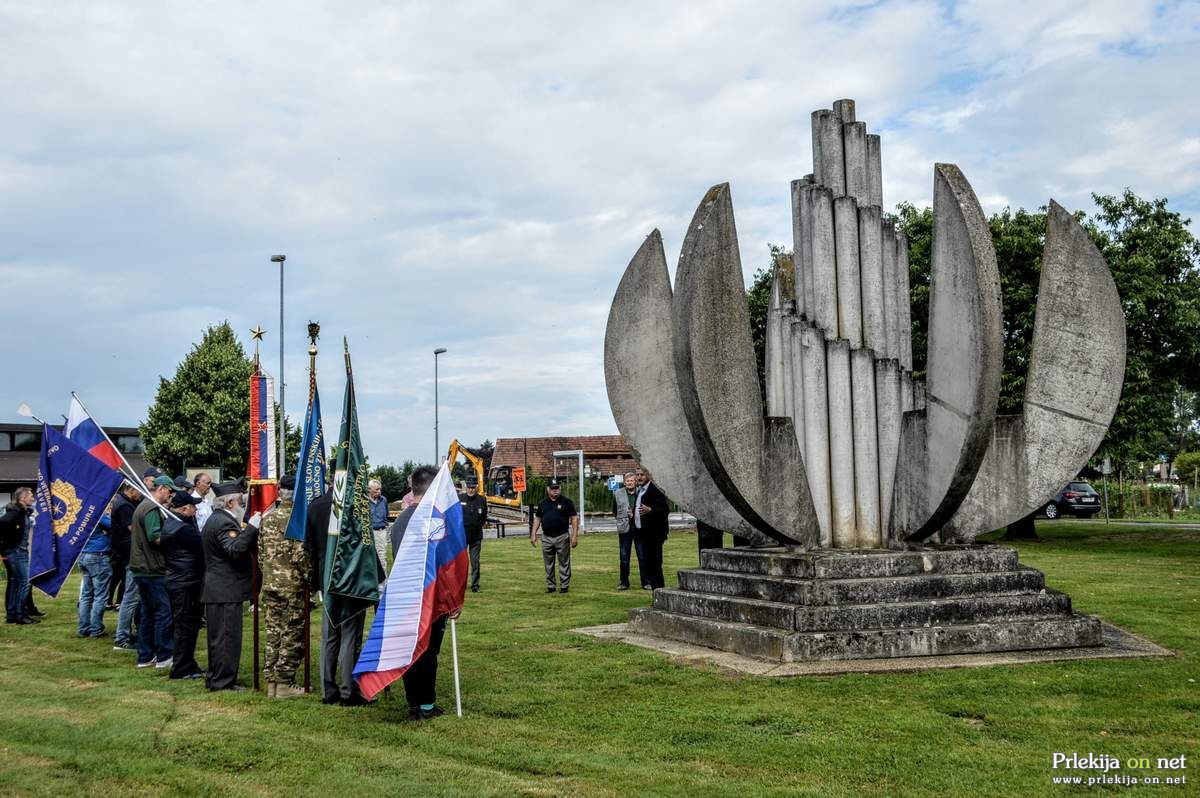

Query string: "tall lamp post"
[[434, 347, 447, 463], [270, 254, 286, 478]]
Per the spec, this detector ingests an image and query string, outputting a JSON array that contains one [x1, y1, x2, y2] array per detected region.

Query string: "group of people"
[[2, 462, 468, 719]]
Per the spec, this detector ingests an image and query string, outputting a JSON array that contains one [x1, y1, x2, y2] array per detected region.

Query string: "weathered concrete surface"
[[812, 109, 846, 196], [810, 186, 838, 338], [944, 201, 1127, 539], [765, 271, 787, 416], [604, 230, 769, 544], [834, 196, 863, 345], [825, 338, 856, 548], [866, 133, 883, 208], [843, 121, 868, 203], [791, 179, 816, 317], [788, 319, 808, 458], [672, 184, 820, 547], [896, 164, 1003, 542], [800, 325, 832, 545], [575, 620, 1172, 677], [875, 360, 902, 540], [880, 219, 898, 360], [700, 543, 1020, 579], [895, 231, 914, 372], [858, 205, 886, 353], [851, 348, 881, 547]]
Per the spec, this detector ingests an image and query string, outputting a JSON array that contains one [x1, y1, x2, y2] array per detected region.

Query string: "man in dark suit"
[[200, 482, 261, 692], [632, 467, 671, 589]]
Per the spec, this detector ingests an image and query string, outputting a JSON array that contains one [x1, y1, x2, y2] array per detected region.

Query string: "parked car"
[[1043, 482, 1103, 519]]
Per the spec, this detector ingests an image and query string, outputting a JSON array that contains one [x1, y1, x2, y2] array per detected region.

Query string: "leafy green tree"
[[370, 463, 409, 501], [141, 322, 255, 476], [1091, 191, 1200, 474], [1173, 450, 1200, 485]]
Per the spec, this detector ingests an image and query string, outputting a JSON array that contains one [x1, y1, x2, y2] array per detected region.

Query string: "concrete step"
[[676, 567, 1046, 605], [792, 590, 1074, 631], [628, 607, 790, 661], [628, 608, 1103, 663], [700, 545, 1019, 580], [655, 587, 1073, 632], [789, 614, 1103, 661], [653, 589, 797, 630]]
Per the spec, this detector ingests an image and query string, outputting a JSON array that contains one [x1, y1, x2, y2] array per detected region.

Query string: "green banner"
[[323, 341, 384, 625]]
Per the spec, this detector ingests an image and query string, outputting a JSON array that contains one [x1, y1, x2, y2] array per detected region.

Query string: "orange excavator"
[[445, 439, 522, 510]]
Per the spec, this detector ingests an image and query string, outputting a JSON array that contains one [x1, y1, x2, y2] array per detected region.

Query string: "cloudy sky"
[[2, 1, 1197, 467]]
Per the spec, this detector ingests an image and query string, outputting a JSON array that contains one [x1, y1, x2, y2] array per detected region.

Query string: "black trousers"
[[107, 554, 128, 606], [204, 602, 244, 691], [321, 609, 365, 701], [639, 535, 666, 589], [168, 584, 204, 678], [402, 614, 447, 708]]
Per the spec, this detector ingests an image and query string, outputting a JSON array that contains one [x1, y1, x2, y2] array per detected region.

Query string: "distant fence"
[[1102, 481, 1189, 518]]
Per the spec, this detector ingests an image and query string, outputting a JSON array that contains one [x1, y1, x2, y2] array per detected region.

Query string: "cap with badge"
[[174, 475, 194, 490], [143, 467, 164, 480], [547, 479, 561, 489], [152, 475, 176, 490]]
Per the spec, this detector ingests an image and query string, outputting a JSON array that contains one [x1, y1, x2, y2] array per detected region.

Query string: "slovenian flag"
[[65, 395, 123, 470], [353, 462, 468, 700]]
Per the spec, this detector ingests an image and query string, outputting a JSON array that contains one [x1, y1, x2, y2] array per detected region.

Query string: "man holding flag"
[[28, 426, 125, 603], [320, 341, 384, 706], [353, 463, 468, 719]]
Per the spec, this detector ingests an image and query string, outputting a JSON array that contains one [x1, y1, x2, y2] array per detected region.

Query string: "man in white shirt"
[[191, 472, 214, 529]]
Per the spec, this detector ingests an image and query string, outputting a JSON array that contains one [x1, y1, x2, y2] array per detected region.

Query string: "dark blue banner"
[[29, 425, 124, 597], [285, 384, 327, 541]]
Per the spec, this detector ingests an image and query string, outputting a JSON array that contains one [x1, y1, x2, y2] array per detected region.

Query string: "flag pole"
[[450, 617, 463, 717], [302, 321, 320, 694], [69, 392, 181, 521]]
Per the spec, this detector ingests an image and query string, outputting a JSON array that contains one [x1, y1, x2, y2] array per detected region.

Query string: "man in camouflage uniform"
[[259, 474, 309, 699]]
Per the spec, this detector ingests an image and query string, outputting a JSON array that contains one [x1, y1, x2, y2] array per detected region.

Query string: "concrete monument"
[[604, 99, 1126, 663]]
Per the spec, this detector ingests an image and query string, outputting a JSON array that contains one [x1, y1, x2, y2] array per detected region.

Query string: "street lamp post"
[[434, 347, 447, 463], [271, 254, 286, 478]]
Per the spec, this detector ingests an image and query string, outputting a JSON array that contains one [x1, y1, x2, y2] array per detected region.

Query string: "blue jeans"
[[4, 548, 31, 621], [115, 567, 140, 645], [77, 553, 112, 636], [134, 574, 173, 664], [618, 532, 645, 588]]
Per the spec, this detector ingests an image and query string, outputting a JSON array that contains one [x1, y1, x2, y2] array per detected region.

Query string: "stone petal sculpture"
[[607, 98, 1126, 664], [942, 201, 1127, 539], [604, 229, 773, 546]]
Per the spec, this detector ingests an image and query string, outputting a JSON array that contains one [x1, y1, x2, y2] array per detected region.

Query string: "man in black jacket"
[[307, 486, 368, 706], [632, 467, 671, 590], [2, 488, 35, 625], [161, 490, 206, 680], [201, 482, 261, 691], [460, 479, 488, 593]]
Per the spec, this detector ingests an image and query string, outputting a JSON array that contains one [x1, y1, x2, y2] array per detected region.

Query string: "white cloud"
[[1, 0, 1196, 465]]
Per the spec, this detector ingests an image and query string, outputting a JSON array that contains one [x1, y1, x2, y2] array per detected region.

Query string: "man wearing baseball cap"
[[160, 490, 206, 680], [531, 480, 578, 594], [129, 475, 177, 670]]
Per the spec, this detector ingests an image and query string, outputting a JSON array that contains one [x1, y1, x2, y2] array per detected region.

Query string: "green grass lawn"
[[1, 522, 1196, 797]]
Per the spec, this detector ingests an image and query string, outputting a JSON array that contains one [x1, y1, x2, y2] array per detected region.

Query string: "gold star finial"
[[250, 325, 267, 341]]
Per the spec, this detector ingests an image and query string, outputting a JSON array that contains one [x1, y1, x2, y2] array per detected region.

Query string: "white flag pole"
[[450, 617, 463, 717]]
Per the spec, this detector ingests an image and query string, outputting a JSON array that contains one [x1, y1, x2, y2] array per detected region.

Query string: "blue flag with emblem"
[[286, 383, 327, 541], [29, 425, 125, 597]]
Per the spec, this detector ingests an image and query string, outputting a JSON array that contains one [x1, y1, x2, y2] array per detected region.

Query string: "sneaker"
[[19, 616, 39, 624], [274, 684, 305, 699], [617, 584, 629, 591], [641, 584, 651, 590], [470, 585, 480, 593], [136, 660, 156, 669], [155, 657, 173, 669], [113, 642, 135, 651], [418, 705, 446, 720], [90, 631, 110, 639]]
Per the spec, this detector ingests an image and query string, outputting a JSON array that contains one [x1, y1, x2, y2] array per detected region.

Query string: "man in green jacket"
[[129, 475, 176, 669]]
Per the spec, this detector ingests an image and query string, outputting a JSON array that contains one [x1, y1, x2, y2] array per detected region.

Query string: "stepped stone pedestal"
[[628, 545, 1101, 663]]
